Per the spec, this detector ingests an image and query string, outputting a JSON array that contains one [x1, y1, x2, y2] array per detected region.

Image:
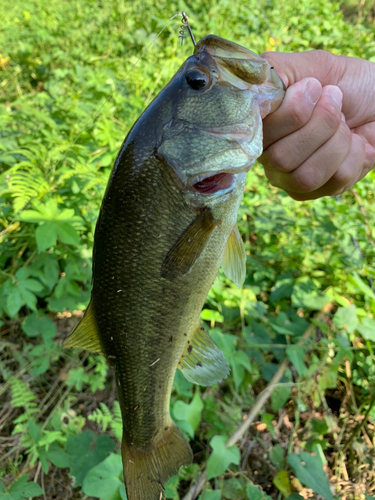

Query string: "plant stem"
[[342, 392, 375, 454]]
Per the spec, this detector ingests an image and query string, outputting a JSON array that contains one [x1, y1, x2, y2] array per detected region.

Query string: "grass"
[[1, 0, 375, 499]]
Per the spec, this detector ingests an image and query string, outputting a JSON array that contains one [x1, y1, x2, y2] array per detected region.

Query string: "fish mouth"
[[190, 171, 236, 195]]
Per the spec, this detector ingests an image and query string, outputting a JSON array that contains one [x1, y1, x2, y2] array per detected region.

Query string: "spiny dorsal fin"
[[63, 301, 103, 354], [161, 207, 218, 280], [178, 325, 230, 385], [221, 224, 246, 288]]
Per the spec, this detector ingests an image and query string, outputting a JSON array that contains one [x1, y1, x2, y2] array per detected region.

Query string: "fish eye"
[[185, 69, 209, 90]]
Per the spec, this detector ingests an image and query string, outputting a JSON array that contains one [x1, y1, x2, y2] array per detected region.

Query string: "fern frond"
[[88, 403, 113, 431], [110, 401, 123, 442], [88, 401, 122, 441], [5, 171, 50, 212], [9, 377, 40, 417]]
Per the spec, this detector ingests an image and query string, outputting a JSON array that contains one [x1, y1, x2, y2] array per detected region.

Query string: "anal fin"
[[178, 325, 230, 385], [221, 224, 246, 288], [63, 301, 103, 355]]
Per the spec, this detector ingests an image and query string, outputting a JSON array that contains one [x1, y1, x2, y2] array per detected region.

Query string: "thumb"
[[261, 50, 342, 88]]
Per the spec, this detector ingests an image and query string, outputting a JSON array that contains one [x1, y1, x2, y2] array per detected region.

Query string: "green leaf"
[[198, 491, 221, 500], [18, 287, 37, 310], [28, 420, 41, 443], [173, 391, 204, 433], [35, 222, 58, 251], [333, 306, 358, 333], [22, 313, 56, 340], [66, 367, 90, 391], [21, 279, 43, 293], [66, 431, 115, 486], [228, 350, 251, 388], [273, 470, 292, 497], [286, 345, 307, 377], [164, 476, 179, 500], [262, 413, 275, 437], [31, 357, 51, 377], [246, 483, 272, 500], [270, 278, 294, 302], [174, 418, 194, 439], [56, 222, 80, 246], [82, 454, 124, 500], [269, 444, 284, 470], [348, 273, 375, 300], [46, 444, 71, 468], [310, 418, 329, 435], [291, 281, 329, 310], [271, 386, 292, 412], [287, 452, 334, 500], [6, 288, 23, 317], [222, 478, 246, 499], [206, 436, 240, 480], [319, 364, 339, 391], [357, 317, 375, 341], [365, 495, 375, 500], [0, 475, 43, 500], [201, 309, 224, 323]]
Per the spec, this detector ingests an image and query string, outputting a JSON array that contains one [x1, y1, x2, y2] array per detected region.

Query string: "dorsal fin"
[[178, 325, 230, 385], [63, 301, 103, 354], [161, 207, 218, 280], [221, 224, 246, 288]]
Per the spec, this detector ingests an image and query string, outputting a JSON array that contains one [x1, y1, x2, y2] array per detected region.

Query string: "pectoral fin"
[[221, 224, 246, 288], [63, 302, 103, 355], [178, 325, 230, 385], [161, 207, 218, 280]]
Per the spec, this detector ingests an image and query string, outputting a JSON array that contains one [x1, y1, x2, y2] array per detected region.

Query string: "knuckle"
[[288, 101, 310, 129], [318, 99, 341, 130], [330, 164, 353, 188], [265, 144, 294, 173], [324, 184, 347, 197], [310, 51, 338, 77], [291, 164, 321, 193], [338, 122, 352, 144], [312, 50, 335, 65], [257, 151, 269, 168], [263, 168, 280, 188], [285, 191, 306, 201]]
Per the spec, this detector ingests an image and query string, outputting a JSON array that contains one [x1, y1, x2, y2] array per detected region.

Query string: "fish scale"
[[64, 34, 285, 499], [94, 157, 193, 441]]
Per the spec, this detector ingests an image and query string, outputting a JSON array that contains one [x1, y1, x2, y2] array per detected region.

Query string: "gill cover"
[[194, 35, 285, 116]]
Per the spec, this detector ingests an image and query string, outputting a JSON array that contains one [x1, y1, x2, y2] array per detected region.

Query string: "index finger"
[[261, 51, 341, 88], [262, 77, 322, 149]]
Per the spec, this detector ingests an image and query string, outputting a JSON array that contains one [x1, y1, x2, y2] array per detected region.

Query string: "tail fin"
[[122, 423, 192, 500]]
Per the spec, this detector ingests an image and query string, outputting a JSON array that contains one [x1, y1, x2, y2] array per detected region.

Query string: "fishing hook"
[[178, 11, 196, 47]]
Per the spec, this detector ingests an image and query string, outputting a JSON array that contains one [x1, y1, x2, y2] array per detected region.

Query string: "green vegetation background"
[[1, 0, 375, 499]]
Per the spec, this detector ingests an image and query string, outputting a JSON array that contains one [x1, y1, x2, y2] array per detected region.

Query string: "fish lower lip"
[[192, 173, 234, 194]]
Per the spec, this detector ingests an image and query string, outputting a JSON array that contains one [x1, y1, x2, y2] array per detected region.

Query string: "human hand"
[[259, 50, 375, 199]]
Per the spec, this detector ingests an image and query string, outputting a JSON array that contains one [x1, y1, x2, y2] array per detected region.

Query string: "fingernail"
[[305, 79, 321, 105], [322, 85, 343, 109]]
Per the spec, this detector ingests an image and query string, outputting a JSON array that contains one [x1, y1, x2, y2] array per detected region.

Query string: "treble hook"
[[178, 11, 196, 47]]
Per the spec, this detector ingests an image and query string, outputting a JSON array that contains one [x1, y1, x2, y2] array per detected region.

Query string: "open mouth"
[[192, 172, 235, 194]]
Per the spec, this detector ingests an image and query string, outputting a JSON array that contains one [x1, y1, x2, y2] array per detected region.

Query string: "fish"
[[63, 34, 285, 500]]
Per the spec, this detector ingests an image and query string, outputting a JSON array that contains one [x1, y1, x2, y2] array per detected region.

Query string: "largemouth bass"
[[64, 35, 285, 500]]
